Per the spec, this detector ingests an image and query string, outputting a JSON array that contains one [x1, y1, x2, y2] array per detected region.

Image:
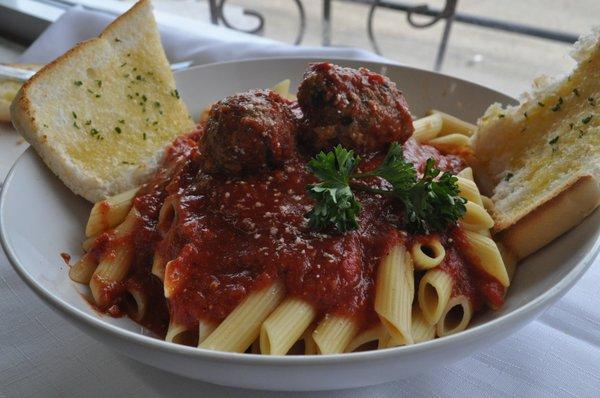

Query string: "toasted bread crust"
[[10, 0, 193, 202], [495, 175, 600, 260]]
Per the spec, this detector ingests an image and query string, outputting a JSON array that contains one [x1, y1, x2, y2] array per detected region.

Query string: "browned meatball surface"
[[298, 62, 414, 152], [200, 89, 298, 174]]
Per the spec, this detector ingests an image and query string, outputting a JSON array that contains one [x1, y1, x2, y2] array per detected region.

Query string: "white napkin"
[[18, 6, 389, 66], [2, 6, 599, 398]]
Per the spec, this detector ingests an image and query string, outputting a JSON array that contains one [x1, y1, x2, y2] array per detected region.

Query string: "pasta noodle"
[[412, 113, 443, 143], [463, 231, 510, 287], [418, 269, 453, 325], [199, 282, 284, 353], [312, 315, 358, 354], [69, 253, 98, 284], [436, 295, 474, 337], [375, 244, 414, 345], [426, 109, 476, 136], [345, 324, 385, 353], [427, 133, 471, 154], [85, 187, 138, 237], [411, 307, 436, 343], [411, 237, 445, 271], [461, 201, 494, 232], [260, 298, 316, 355]]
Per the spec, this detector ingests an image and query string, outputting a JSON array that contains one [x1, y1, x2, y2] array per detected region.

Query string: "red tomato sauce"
[[90, 128, 505, 338]]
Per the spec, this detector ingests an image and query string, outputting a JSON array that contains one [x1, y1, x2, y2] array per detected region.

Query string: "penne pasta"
[[199, 282, 284, 353], [312, 315, 358, 354], [85, 187, 138, 237], [303, 327, 317, 355], [82, 235, 98, 252], [151, 252, 166, 282], [90, 244, 134, 306], [412, 113, 443, 143], [89, 208, 140, 306], [374, 244, 414, 345], [457, 176, 484, 207], [124, 284, 148, 322], [166, 321, 197, 346], [69, 253, 98, 284], [411, 237, 446, 271], [463, 231, 510, 287], [411, 307, 436, 343], [418, 269, 453, 325], [198, 319, 217, 346], [345, 324, 385, 353], [457, 166, 474, 181], [461, 201, 494, 232], [426, 109, 476, 136], [436, 295, 473, 337], [427, 133, 471, 154], [260, 298, 316, 355]]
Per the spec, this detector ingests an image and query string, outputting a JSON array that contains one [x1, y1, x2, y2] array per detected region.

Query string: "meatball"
[[298, 62, 414, 152], [200, 89, 297, 174]]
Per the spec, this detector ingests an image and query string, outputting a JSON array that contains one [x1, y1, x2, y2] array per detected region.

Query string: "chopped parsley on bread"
[[471, 29, 600, 260], [10, 0, 194, 202]]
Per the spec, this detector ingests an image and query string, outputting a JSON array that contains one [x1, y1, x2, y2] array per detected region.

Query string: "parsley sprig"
[[306, 143, 467, 234]]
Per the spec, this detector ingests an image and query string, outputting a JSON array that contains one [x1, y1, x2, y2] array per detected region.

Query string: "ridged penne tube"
[[125, 285, 148, 322], [461, 201, 494, 232], [303, 327, 317, 355], [166, 321, 197, 345], [377, 332, 392, 349], [374, 244, 414, 345], [436, 295, 473, 337], [260, 298, 316, 355], [427, 133, 471, 153], [90, 245, 134, 306], [412, 113, 443, 143], [271, 79, 295, 100], [481, 195, 494, 212], [199, 282, 284, 353], [463, 231, 510, 287], [411, 238, 446, 271], [157, 196, 178, 231], [418, 269, 453, 325], [426, 109, 476, 136], [198, 320, 217, 346], [85, 187, 138, 237], [312, 315, 358, 354], [457, 167, 474, 181], [345, 324, 385, 353], [151, 252, 166, 282], [89, 208, 140, 306], [456, 176, 483, 207], [411, 307, 436, 343], [69, 253, 98, 284], [82, 235, 98, 252]]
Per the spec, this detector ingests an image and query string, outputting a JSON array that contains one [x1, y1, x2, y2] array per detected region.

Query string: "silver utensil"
[[0, 65, 35, 82], [0, 61, 194, 83]]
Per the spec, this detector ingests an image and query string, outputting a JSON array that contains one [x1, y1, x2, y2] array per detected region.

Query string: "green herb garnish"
[[549, 136, 559, 145], [504, 173, 514, 182], [538, 102, 545, 107], [74, 81, 83, 87], [582, 115, 593, 124], [114, 126, 122, 134], [573, 88, 580, 97], [306, 143, 467, 234]]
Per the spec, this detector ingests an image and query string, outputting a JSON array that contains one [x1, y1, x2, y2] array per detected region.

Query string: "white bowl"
[[1, 58, 599, 391]]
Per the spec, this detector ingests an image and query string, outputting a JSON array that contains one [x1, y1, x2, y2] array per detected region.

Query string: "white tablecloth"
[[1, 7, 600, 398]]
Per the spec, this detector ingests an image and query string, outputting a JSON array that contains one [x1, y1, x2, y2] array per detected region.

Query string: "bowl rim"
[[2, 57, 599, 366]]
